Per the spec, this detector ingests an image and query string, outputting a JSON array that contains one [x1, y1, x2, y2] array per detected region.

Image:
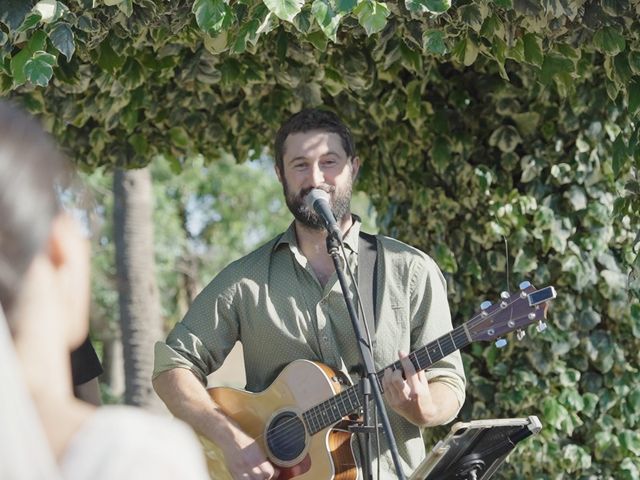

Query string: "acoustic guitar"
[[199, 281, 556, 479]]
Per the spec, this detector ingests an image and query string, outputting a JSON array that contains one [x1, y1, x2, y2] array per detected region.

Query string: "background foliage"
[[3, 0, 640, 477]]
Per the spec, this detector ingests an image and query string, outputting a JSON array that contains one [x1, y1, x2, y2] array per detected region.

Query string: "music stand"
[[410, 416, 542, 480]]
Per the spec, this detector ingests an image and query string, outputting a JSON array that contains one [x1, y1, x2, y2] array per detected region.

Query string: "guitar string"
[[258, 302, 534, 453], [260, 307, 532, 454], [248, 294, 535, 454]]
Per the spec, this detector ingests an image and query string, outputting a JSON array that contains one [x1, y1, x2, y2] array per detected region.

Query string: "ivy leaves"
[[1, 0, 79, 90]]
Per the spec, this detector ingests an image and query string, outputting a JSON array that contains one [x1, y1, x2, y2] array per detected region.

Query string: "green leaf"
[[523, 33, 543, 67], [459, 4, 484, 32], [17, 12, 42, 33], [312, 0, 342, 42], [97, 37, 125, 73], [422, 30, 447, 55], [480, 13, 504, 40], [354, 0, 389, 36], [612, 134, 629, 176], [169, 126, 190, 149], [48, 22, 75, 61], [192, 0, 233, 34], [629, 50, 640, 75], [10, 30, 48, 86], [335, 0, 356, 13], [628, 79, 640, 116], [541, 53, 574, 85], [489, 125, 521, 152], [23, 50, 56, 87], [620, 430, 640, 456], [434, 243, 457, 273], [513, 0, 543, 16], [0, 1, 33, 31], [23, 29, 47, 53], [492, 0, 512, 7], [430, 136, 450, 172], [511, 112, 540, 136], [578, 307, 601, 330], [306, 30, 328, 51], [404, 80, 422, 121], [513, 249, 537, 273], [220, 58, 243, 85], [230, 18, 260, 53], [120, 58, 145, 90], [10, 48, 31, 86], [406, 0, 451, 14], [631, 304, 640, 338], [203, 31, 229, 54], [593, 26, 626, 56], [451, 36, 479, 66], [613, 52, 633, 84], [128, 133, 148, 156], [117, 0, 133, 17], [263, 0, 305, 22]]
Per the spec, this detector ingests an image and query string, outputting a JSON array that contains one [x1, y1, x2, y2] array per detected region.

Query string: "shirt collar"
[[274, 215, 362, 254]]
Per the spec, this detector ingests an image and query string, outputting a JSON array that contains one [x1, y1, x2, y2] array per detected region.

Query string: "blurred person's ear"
[[47, 213, 90, 349]]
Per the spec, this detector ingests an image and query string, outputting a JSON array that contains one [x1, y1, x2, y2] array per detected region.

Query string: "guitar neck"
[[302, 324, 471, 435]]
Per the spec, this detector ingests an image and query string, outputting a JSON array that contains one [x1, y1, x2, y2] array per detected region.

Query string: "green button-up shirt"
[[154, 219, 466, 477]]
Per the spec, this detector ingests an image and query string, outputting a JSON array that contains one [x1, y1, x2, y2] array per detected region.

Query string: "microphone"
[[304, 189, 343, 240]]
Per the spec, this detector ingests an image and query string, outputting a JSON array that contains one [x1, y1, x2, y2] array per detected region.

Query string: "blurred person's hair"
[[0, 101, 70, 323]]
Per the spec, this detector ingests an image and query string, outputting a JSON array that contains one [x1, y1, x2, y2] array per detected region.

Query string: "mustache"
[[298, 185, 335, 201]]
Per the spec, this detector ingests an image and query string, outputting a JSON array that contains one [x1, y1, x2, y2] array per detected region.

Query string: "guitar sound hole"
[[266, 411, 306, 463]]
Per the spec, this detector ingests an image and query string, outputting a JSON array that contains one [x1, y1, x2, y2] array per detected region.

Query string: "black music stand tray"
[[410, 416, 542, 480]]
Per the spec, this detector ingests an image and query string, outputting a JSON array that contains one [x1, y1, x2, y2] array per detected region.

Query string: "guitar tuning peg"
[[495, 338, 508, 348], [480, 301, 492, 310], [519, 280, 531, 290], [516, 329, 526, 341], [536, 320, 547, 333], [500, 291, 510, 300]]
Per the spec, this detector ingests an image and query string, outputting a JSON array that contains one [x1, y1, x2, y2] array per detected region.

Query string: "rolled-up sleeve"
[[152, 274, 240, 384], [409, 253, 466, 420]]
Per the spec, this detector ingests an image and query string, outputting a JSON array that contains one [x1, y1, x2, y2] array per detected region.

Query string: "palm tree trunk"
[[113, 166, 163, 410]]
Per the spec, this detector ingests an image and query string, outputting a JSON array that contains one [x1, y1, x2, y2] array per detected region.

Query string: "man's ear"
[[351, 156, 361, 180], [275, 164, 283, 184]]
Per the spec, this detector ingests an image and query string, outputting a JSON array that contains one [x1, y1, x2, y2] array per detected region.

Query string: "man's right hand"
[[219, 423, 279, 480], [152, 368, 279, 480]]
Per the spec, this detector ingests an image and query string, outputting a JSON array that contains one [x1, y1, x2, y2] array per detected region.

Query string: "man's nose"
[[309, 163, 325, 187]]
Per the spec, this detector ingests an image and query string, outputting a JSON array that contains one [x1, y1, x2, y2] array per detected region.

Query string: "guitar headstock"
[[467, 281, 557, 344]]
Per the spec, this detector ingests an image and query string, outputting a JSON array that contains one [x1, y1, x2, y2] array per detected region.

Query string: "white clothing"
[[60, 406, 209, 480], [0, 306, 61, 480]]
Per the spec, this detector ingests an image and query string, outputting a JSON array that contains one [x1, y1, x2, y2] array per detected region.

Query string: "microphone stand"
[[326, 234, 407, 480]]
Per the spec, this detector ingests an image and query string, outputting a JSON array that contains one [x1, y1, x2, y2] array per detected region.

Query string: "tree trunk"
[[113, 167, 163, 410]]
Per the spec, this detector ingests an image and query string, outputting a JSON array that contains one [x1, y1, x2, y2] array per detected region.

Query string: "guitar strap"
[[358, 231, 378, 338]]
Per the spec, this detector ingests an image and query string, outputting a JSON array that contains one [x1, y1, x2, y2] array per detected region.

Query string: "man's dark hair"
[[274, 109, 356, 171], [0, 101, 69, 320]]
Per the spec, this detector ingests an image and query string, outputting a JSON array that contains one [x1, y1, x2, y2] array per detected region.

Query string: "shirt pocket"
[[373, 304, 410, 367]]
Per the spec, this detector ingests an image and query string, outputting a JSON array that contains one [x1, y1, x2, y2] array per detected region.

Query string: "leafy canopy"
[[2, 0, 640, 477]]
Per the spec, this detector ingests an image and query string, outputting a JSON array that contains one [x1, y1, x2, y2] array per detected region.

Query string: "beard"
[[282, 177, 353, 231]]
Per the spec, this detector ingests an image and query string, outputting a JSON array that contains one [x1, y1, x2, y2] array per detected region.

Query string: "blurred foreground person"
[[0, 101, 209, 480]]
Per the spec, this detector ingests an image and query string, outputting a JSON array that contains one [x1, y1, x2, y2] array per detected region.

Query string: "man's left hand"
[[381, 351, 440, 427]]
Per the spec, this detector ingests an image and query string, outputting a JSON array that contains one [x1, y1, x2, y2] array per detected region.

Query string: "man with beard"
[[152, 109, 466, 480]]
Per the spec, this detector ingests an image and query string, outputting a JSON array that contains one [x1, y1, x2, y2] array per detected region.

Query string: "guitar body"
[[200, 359, 357, 480]]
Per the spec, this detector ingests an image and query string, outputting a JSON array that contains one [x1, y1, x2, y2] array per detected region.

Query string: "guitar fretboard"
[[302, 324, 471, 435]]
